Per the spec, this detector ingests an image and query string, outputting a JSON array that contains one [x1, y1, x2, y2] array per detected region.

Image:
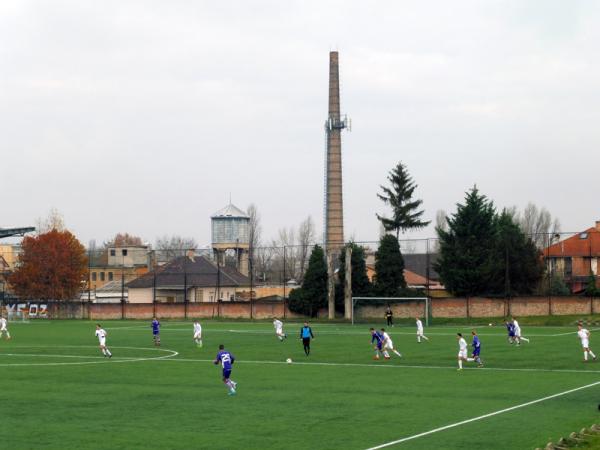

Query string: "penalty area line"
[[365, 380, 600, 450]]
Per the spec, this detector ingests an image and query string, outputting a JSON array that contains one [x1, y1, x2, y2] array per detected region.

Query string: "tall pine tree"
[[373, 234, 406, 297], [434, 187, 496, 297], [377, 162, 430, 238], [488, 210, 544, 296], [288, 245, 328, 317]]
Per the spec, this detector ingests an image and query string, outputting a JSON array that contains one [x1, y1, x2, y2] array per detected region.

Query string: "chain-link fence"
[[1, 229, 599, 307]]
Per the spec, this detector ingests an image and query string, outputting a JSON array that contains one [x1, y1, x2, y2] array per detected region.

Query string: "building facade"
[[545, 221, 600, 293]]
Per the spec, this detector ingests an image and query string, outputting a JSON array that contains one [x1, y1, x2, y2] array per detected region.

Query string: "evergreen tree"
[[288, 245, 327, 317], [488, 210, 544, 295], [336, 242, 372, 311], [585, 271, 599, 297], [548, 274, 570, 295], [377, 161, 430, 238], [373, 234, 406, 297], [434, 187, 497, 297]]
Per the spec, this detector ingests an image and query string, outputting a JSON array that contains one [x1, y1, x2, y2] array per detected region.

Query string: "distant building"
[[87, 245, 150, 292], [211, 203, 250, 276], [126, 254, 249, 303], [545, 221, 600, 293]]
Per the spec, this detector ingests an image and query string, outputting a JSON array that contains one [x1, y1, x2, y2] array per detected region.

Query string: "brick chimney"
[[596, 221, 600, 232]]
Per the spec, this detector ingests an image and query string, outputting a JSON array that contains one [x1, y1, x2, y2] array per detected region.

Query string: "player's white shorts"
[[581, 339, 590, 348], [98, 338, 106, 346], [276, 327, 283, 335], [0, 327, 7, 332], [194, 331, 202, 339], [514, 329, 521, 337], [458, 349, 467, 359], [384, 341, 394, 350], [417, 329, 424, 336]]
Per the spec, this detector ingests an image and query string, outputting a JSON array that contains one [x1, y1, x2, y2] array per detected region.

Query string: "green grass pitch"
[[1, 319, 600, 449]]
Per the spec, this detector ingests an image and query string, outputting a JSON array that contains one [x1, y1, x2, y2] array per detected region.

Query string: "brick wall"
[[13, 296, 600, 320]]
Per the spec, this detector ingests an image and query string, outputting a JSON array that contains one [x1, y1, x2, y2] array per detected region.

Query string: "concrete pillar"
[[327, 253, 335, 319], [344, 246, 352, 320]]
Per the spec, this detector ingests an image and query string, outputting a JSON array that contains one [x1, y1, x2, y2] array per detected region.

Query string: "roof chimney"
[[596, 221, 600, 232], [186, 249, 195, 262]]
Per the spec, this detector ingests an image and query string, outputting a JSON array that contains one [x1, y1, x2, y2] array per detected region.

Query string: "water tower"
[[211, 203, 250, 276]]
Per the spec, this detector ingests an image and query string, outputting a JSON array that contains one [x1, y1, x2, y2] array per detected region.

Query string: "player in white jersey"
[[95, 324, 112, 358], [512, 316, 530, 345], [415, 317, 429, 343], [193, 320, 203, 347], [380, 328, 402, 358], [457, 333, 475, 370], [577, 323, 597, 362], [0, 316, 11, 340], [273, 318, 287, 341]]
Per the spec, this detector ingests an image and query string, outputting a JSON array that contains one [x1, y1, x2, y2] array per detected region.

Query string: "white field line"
[[0, 346, 178, 367], [105, 327, 574, 337], [365, 380, 600, 450], [160, 357, 600, 375], [550, 327, 600, 336]]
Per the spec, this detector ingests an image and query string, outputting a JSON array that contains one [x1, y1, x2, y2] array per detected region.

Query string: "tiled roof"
[[127, 255, 249, 289], [546, 228, 600, 257]]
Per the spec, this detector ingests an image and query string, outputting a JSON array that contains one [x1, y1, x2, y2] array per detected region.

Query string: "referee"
[[300, 322, 315, 356]]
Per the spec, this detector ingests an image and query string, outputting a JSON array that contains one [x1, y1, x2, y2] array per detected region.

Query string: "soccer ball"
[[286, 358, 292, 364], [489, 323, 492, 326]]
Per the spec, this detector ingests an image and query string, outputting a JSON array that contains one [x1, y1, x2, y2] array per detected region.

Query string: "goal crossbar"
[[351, 297, 429, 326]]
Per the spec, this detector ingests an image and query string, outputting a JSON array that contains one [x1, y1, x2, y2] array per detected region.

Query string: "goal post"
[[351, 297, 430, 326], [7, 310, 29, 323]]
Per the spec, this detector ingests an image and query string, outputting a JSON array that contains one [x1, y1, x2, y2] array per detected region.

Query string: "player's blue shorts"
[[153, 330, 159, 335], [222, 369, 232, 379], [508, 332, 515, 337], [376, 343, 382, 350], [472, 348, 481, 356]]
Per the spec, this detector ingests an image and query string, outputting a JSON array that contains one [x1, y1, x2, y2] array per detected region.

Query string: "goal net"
[[7, 310, 29, 323], [351, 297, 429, 326]]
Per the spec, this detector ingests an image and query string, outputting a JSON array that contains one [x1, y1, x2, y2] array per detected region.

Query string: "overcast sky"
[[1, 0, 599, 248]]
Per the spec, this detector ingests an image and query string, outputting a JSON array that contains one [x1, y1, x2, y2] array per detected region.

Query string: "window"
[[564, 257, 572, 277], [110, 249, 116, 256], [100, 272, 105, 281], [108, 272, 113, 281], [122, 249, 128, 256], [91, 272, 97, 281], [580, 232, 589, 239]]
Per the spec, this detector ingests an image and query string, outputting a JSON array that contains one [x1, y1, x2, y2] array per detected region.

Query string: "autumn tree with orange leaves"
[[9, 230, 88, 300]]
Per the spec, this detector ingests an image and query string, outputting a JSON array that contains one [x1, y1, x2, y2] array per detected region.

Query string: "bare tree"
[[247, 204, 262, 276], [103, 233, 144, 248], [297, 216, 315, 281], [432, 209, 448, 252], [155, 235, 198, 260], [36, 208, 65, 234], [255, 245, 275, 283], [515, 203, 561, 248], [271, 227, 299, 282]]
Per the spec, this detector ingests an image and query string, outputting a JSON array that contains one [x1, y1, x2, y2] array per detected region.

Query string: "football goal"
[[7, 310, 29, 323], [351, 297, 430, 326]]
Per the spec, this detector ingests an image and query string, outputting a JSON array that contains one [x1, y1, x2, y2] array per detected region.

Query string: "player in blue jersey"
[[505, 321, 515, 344], [214, 344, 237, 395], [471, 330, 483, 367], [300, 322, 314, 356], [370, 328, 389, 360], [151, 317, 160, 346]]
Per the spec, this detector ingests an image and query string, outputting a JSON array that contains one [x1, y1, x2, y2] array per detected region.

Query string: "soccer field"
[[1, 320, 600, 450]]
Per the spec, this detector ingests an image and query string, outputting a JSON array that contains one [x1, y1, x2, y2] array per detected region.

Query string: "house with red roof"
[[545, 221, 600, 293]]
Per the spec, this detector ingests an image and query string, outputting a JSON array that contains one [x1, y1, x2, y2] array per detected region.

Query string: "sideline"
[[364, 380, 600, 449]]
